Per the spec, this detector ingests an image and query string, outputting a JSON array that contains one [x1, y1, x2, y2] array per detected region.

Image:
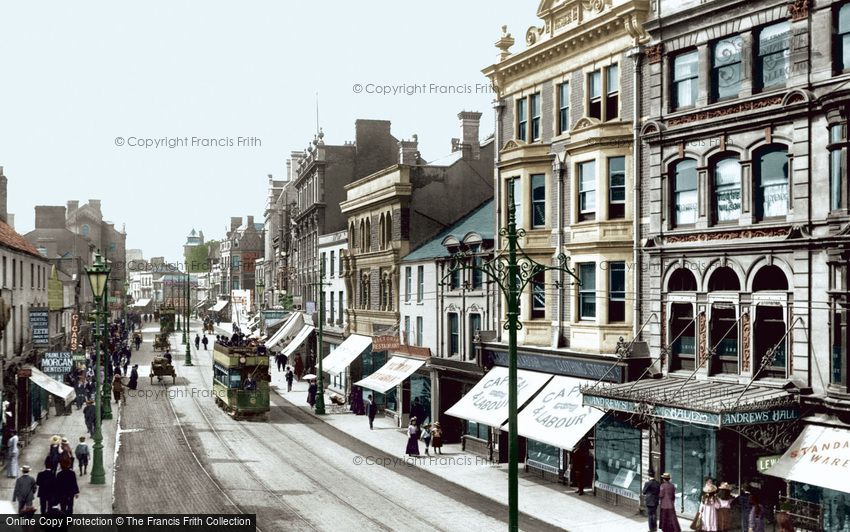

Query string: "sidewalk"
[[0, 399, 117, 513], [269, 370, 689, 531]]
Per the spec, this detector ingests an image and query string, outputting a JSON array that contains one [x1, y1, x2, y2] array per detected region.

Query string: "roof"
[[0, 219, 46, 260], [403, 200, 494, 262]]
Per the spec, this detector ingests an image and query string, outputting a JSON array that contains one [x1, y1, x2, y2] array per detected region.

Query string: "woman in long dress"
[[6, 431, 18, 478], [699, 482, 720, 531], [716, 482, 735, 531], [405, 417, 420, 456], [659, 472, 681, 532]]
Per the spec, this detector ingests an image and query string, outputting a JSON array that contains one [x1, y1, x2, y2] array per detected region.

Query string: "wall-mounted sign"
[[29, 308, 49, 346], [69, 313, 81, 351], [756, 455, 782, 473], [487, 349, 623, 383], [42, 352, 73, 381], [372, 335, 400, 352]]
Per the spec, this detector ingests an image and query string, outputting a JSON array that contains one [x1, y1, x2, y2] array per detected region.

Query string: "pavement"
[[0, 381, 117, 514], [268, 367, 693, 532]]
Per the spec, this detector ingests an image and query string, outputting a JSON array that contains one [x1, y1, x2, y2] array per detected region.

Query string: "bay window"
[[531, 174, 546, 228], [579, 263, 596, 320], [608, 156, 626, 219], [608, 262, 626, 323], [506, 177, 523, 228], [531, 271, 545, 319], [578, 161, 596, 222]]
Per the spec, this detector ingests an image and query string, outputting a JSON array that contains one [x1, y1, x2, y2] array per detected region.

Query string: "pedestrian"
[[55, 461, 79, 516], [274, 353, 283, 372], [6, 430, 19, 478], [128, 365, 139, 390], [74, 380, 85, 410], [697, 481, 720, 532], [716, 482, 735, 532], [410, 398, 425, 427], [83, 400, 95, 437], [430, 422, 443, 454], [112, 373, 125, 405], [307, 380, 317, 408], [285, 367, 294, 392], [747, 493, 765, 532], [643, 470, 661, 532], [194, 334, 200, 351], [163, 350, 173, 365], [74, 437, 89, 476], [365, 394, 377, 430], [405, 417, 420, 456], [122, 355, 129, 376], [421, 423, 432, 456], [659, 472, 681, 532], [201, 334, 208, 350], [46, 436, 61, 474], [11, 465, 36, 515], [36, 459, 56, 514], [294, 357, 303, 381], [59, 438, 74, 470]]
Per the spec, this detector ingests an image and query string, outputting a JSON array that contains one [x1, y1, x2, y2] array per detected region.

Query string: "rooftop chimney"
[[398, 135, 419, 165], [0, 166, 7, 224], [247, 215, 255, 227], [67, 200, 79, 214], [88, 199, 102, 215], [35, 206, 67, 229], [230, 217, 242, 232], [458, 111, 482, 160]]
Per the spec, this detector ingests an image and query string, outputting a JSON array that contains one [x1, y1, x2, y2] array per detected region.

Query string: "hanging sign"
[[29, 308, 49, 346]]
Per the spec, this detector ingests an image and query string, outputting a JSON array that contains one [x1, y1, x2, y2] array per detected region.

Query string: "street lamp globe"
[[86, 252, 111, 298]]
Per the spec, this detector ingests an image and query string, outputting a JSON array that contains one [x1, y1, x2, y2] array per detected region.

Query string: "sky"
[[0, 1, 539, 263]]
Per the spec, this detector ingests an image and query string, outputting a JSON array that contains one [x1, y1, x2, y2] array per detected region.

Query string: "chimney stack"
[[67, 200, 79, 214], [458, 111, 482, 160], [0, 166, 7, 224], [88, 199, 102, 215], [398, 135, 419, 165], [247, 215, 255, 227], [230, 217, 242, 232]]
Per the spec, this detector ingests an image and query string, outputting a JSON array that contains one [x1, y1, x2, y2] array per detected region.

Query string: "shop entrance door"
[[664, 422, 717, 516]]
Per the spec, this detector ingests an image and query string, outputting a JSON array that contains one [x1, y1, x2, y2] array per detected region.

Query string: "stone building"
[[318, 230, 348, 394], [580, 0, 850, 523], [219, 216, 264, 316], [263, 171, 296, 310]]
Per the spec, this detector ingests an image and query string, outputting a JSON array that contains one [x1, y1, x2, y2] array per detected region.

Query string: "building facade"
[[219, 216, 264, 317], [318, 230, 348, 394], [263, 172, 296, 311]]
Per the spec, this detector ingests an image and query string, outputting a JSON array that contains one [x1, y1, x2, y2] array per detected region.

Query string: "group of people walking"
[[403, 411, 443, 457], [11, 434, 87, 515], [642, 472, 766, 532]]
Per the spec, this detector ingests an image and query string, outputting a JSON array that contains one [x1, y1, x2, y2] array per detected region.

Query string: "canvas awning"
[[322, 334, 372, 375], [131, 298, 152, 309], [266, 312, 302, 350], [509, 376, 604, 451], [445, 366, 552, 428], [211, 300, 229, 312], [27, 366, 75, 406], [281, 324, 314, 358], [764, 423, 850, 493], [355, 356, 426, 394]]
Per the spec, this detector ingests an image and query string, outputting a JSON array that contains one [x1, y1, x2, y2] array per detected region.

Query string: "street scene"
[[2, 0, 850, 531]]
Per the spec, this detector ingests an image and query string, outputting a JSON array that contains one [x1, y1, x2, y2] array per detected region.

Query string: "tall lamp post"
[[310, 261, 329, 415], [185, 271, 193, 366], [85, 252, 110, 485], [443, 188, 578, 532]]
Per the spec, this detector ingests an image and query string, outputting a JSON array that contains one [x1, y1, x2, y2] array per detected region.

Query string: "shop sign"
[[488, 350, 622, 382], [29, 308, 50, 346], [721, 408, 799, 426], [69, 313, 81, 351], [372, 335, 400, 352], [583, 395, 637, 413], [42, 352, 73, 381], [756, 455, 782, 473], [654, 406, 721, 426], [594, 481, 640, 501], [71, 353, 85, 362]]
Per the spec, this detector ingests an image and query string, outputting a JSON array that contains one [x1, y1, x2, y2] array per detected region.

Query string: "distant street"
[[113, 322, 555, 532]]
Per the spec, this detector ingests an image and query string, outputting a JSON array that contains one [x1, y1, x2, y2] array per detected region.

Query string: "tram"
[[212, 341, 270, 419]]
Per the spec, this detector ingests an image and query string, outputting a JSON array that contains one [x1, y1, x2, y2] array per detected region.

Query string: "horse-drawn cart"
[[150, 356, 176, 384], [153, 333, 170, 352]]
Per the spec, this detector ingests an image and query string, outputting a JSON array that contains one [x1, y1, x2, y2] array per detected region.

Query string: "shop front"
[[583, 377, 803, 515], [355, 349, 430, 426], [322, 334, 373, 408]]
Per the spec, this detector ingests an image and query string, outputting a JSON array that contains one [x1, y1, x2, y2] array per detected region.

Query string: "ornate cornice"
[[666, 96, 783, 127], [664, 226, 791, 244]]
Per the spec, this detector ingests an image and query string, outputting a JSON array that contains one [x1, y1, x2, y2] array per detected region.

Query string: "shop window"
[[588, 70, 602, 119], [829, 124, 846, 212], [468, 314, 481, 360], [754, 305, 787, 379], [531, 174, 546, 228], [713, 157, 742, 223], [531, 271, 545, 319], [670, 302, 696, 371], [673, 50, 699, 109], [595, 416, 641, 498], [668, 268, 697, 292], [708, 266, 740, 291], [608, 262, 626, 323], [664, 422, 717, 515], [578, 161, 596, 222], [608, 156, 626, 219], [605, 64, 619, 121], [410, 373, 431, 425], [758, 21, 791, 90], [837, 4, 850, 72], [466, 420, 487, 440], [527, 439, 560, 471], [709, 304, 738, 374], [755, 147, 789, 220], [448, 313, 459, 356], [558, 82, 570, 134], [579, 263, 596, 320], [673, 159, 698, 226], [791, 483, 850, 532], [517, 99, 527, 141], [712, 35, 743, 101]]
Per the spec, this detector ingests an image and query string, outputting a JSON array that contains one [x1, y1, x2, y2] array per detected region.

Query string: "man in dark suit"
[[642, 469, 661, 532], [36, 459, 56, 515], [365, 394, 377, 430]]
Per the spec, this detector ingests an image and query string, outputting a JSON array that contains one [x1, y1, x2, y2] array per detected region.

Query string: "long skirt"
[[405, 435, 420, 456], [6, 453, 18, 477], [660, 508, 681, 532]]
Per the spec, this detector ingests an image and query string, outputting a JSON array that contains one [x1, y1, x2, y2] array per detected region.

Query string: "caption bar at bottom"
[[1, 514, 256, 531]]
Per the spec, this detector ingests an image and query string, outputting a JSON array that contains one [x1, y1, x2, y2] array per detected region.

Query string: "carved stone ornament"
[[665, 226, 791, 244], [667, 96, 783, 126], [698, 312, 707, 366], [645, 43, 663, 64], [582, 0, 609, 13], [741, 311, 751, 372], [788, 0, 810, 21], [526, 26, 544, 46]]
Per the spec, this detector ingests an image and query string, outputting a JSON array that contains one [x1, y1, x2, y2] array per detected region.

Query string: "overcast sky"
[[0, 1, 538, 262]]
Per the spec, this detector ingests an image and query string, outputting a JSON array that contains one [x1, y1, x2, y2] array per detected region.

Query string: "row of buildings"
[[206, 0, 850, 526]]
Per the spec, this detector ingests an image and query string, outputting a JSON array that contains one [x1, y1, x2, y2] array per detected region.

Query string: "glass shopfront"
[[409, 373, 431, 425], [527, 439, 560, 471], [664, 422, 717, 516], [595, 416, 642, 499], [791, 482, 850, 532], [362, 350, 390, 407]]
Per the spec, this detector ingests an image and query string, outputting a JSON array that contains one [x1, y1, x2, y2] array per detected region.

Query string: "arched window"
[[359, 220, 366, 253], [708, 266, 740, 291], [378, 214, 385, 250], [668, 268, 698, 291], [672, 159, 698, 225], [349, 222, 356, 250], [713, 157, 741, 223], [755, 146, 789, 219], [386, 212, 393, 247], [365, 218, 371, 251], [80, 224, 90, 237], [752, 265, 789, 291]]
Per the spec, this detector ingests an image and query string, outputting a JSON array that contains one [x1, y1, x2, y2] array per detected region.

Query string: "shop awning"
[[27, 366, 75, 406], [509, 376, 604, 451], [211, 300, 229, 312], [281, 324, 314, 358], [355, 356, 426, 394], [131, 298, 151, 309], [445, 366, 552, 428], [765, 423, 850, 493], [322, 334, 372, 375], [265, 312, 302, 350]]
